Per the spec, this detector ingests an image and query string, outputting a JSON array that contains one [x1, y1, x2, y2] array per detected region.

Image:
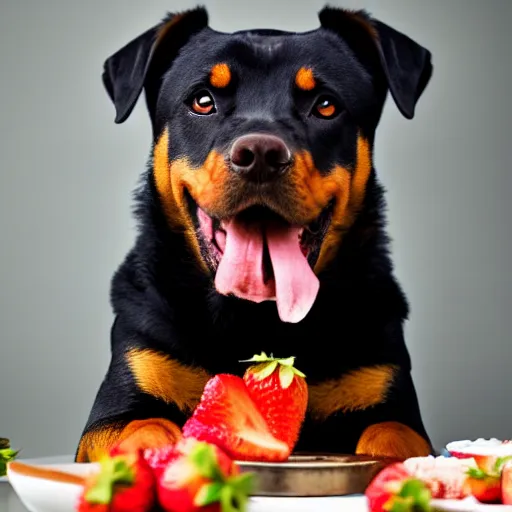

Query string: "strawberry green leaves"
[[467, 455, 512, 480], [240, 352, 306, 389], [194, 473, 254, 512], [0, 438, 19, 477], [189, 442, 225, 482], [383, 479, 432, 512], [189, 441, 255, 512], [253, 361, 279, 381], [84, 456, 135, 504]]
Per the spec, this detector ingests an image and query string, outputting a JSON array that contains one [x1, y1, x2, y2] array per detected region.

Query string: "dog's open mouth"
[[190, 196, 333, 323]]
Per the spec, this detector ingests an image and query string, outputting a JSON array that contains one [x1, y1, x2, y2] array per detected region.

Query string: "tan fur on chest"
[[126, 348, 211, 412], [308, 365, 397, 420]]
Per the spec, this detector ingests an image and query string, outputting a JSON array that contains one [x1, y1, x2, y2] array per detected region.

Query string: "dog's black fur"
[[77, 5, 434, 461]]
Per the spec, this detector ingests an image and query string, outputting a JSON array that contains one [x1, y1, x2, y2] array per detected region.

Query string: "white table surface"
[[1, 455, 369, 512]]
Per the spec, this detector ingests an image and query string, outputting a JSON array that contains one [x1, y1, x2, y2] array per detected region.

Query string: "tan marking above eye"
[[210, 63, 231, 88], [295, 67, 316, 91]]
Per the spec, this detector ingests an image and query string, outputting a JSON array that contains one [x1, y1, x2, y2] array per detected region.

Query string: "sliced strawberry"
[[365, 462, 431, 512], [241, 352, 308, 452], [466, 455, 512, 504], [403, 455, 475, 499], [143, 444, 179, 478], [157, 438, 254, 512], [77, 449, 155, 512], [502, 461, 512, 505], [182, 374, 290, 462]]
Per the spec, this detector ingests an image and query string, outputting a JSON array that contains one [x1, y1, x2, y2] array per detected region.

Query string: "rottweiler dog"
[[76, 5, 434, 463]]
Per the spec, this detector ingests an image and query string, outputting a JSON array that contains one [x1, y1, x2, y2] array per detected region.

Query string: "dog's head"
[[103, 6, 432, 323]]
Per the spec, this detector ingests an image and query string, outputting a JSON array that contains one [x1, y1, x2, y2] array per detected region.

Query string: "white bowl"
[[5, 460, 371, 512], [446, 438, 512, 458], [7, 461, 98, 512]]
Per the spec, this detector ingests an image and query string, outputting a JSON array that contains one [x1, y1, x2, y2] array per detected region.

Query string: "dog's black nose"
[[229, 134, 292, 182]]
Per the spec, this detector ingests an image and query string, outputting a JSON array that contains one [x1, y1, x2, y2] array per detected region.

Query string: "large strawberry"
[[365, 462, 432, 512], [157, 438, 254, 512], [465, 455, 512, 504], [77, 449, 155, 512], [182, 374, 290, 462], [240, 352, 308, 451]]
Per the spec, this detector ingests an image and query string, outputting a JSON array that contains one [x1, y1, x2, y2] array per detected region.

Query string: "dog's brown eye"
[[315, 97, 337, 118], [191, 92, 215, 115]]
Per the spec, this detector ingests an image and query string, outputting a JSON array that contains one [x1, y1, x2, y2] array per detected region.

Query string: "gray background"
[[1, 0, 511, 458]]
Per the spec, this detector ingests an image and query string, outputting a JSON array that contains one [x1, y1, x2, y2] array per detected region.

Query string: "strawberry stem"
[[466, 467, 488, 480], [190, 442, 255, 512], [0, 447, 19, 477], [221, 473, 255, 512], [189, 442, 225, 482], [194, 473, 255, 512], [383, 478, 432, 512], [85, 456, 134, 504]]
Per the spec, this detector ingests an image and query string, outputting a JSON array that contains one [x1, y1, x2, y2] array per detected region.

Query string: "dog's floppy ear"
[[103, 6, 208, 124], [318, 7, 432, 120]]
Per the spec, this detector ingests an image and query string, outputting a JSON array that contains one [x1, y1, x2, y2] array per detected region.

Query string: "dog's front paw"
[[76, 418, 182, 462], [355, 421, 431, 459], [115, 418, 182, 454]]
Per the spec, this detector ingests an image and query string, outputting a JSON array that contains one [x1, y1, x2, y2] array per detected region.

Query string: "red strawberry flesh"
[[182, 374, 290, 462], [466, 475, 501, 504], [144, 444, 178, 478]]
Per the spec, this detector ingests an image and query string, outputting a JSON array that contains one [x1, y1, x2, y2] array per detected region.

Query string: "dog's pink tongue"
[[215, 218, 319, 323], [215, 220, 273, 304], [266, 223, 320, 323]]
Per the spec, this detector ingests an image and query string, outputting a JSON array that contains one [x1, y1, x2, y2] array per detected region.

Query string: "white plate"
[[6, 462, 512, 512]]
